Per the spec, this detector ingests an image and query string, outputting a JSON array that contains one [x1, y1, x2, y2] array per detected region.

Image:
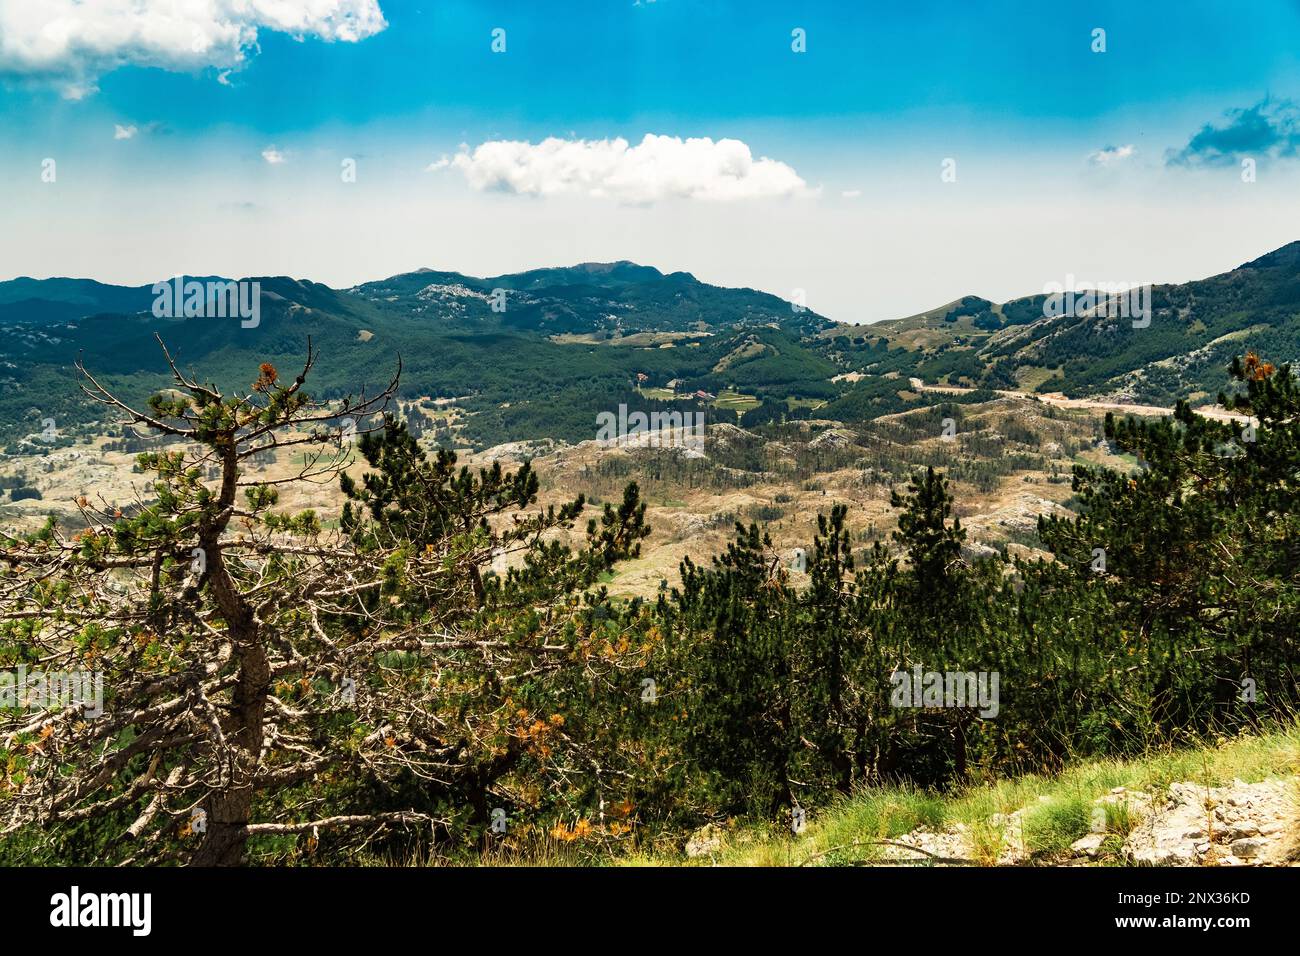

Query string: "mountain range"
[[2, 243, 1297, 449]]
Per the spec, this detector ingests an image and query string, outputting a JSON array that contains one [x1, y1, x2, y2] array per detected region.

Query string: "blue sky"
[[3, 0, 1300, 321]]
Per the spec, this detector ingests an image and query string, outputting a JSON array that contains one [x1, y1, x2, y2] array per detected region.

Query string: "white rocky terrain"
[[875, 777, 1297, 867]]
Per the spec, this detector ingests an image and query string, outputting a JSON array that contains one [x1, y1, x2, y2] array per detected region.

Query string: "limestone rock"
[[684, 823, 724, 859]]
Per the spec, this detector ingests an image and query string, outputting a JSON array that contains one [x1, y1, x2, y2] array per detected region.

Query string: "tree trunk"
[[192, 443, 267, 866], [952, 714, 968, 782]]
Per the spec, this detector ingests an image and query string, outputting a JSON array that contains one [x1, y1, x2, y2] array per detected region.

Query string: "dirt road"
[[907, 378, 1253, 426]]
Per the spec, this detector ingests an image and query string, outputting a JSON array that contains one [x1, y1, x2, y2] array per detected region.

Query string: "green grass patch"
[[712, 390, 761, 412]]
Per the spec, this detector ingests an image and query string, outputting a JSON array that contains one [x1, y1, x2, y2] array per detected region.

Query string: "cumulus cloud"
[[114, 124, 137, 140], [262, 146, 287, 165], [1088, 144, 1135, 167], [0, 0, 387, 97], [431, 134, 812, 203], [1167, 99, 1300, 167]]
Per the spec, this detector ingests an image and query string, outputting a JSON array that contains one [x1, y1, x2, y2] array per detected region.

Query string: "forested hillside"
[[856, 242, 1300, 404], [1, 340, 1294, 865], [5, 243, 1299, 453]]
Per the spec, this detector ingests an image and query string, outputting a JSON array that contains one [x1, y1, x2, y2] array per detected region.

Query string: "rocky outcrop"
[[873, 777, 1296, 867], [1122, 778, 1296, 866]]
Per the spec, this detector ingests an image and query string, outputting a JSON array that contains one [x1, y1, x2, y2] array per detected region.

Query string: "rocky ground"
[[875, 777, 1297, 867]]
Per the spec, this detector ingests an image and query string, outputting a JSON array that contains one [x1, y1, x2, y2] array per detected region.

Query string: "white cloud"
[[262, 146, 287, 165], [841, 189, 862, 198], [114, 124, 137, 140], [1088, 144, 1136, 167], [0, 1, 387, 95], [433, 134, 813, 203], [63, 81, 98, 101]]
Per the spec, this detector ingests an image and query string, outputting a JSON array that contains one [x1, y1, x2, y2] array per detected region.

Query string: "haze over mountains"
[[3, 243, 1298, 449]]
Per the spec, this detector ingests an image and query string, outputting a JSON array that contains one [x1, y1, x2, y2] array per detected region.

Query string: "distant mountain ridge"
[[0, 260, 833, 449], [0, 261, 741, 333], [858, 240, 1300, 404], [1, 243, 1296, 448]]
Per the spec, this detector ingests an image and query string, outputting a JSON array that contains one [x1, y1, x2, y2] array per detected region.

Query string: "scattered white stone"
[[684, 823, 723, 859], [1071, 833, 1106, 858], [1124, 778, 1294, 866], [873, 775, 1295, 867]]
